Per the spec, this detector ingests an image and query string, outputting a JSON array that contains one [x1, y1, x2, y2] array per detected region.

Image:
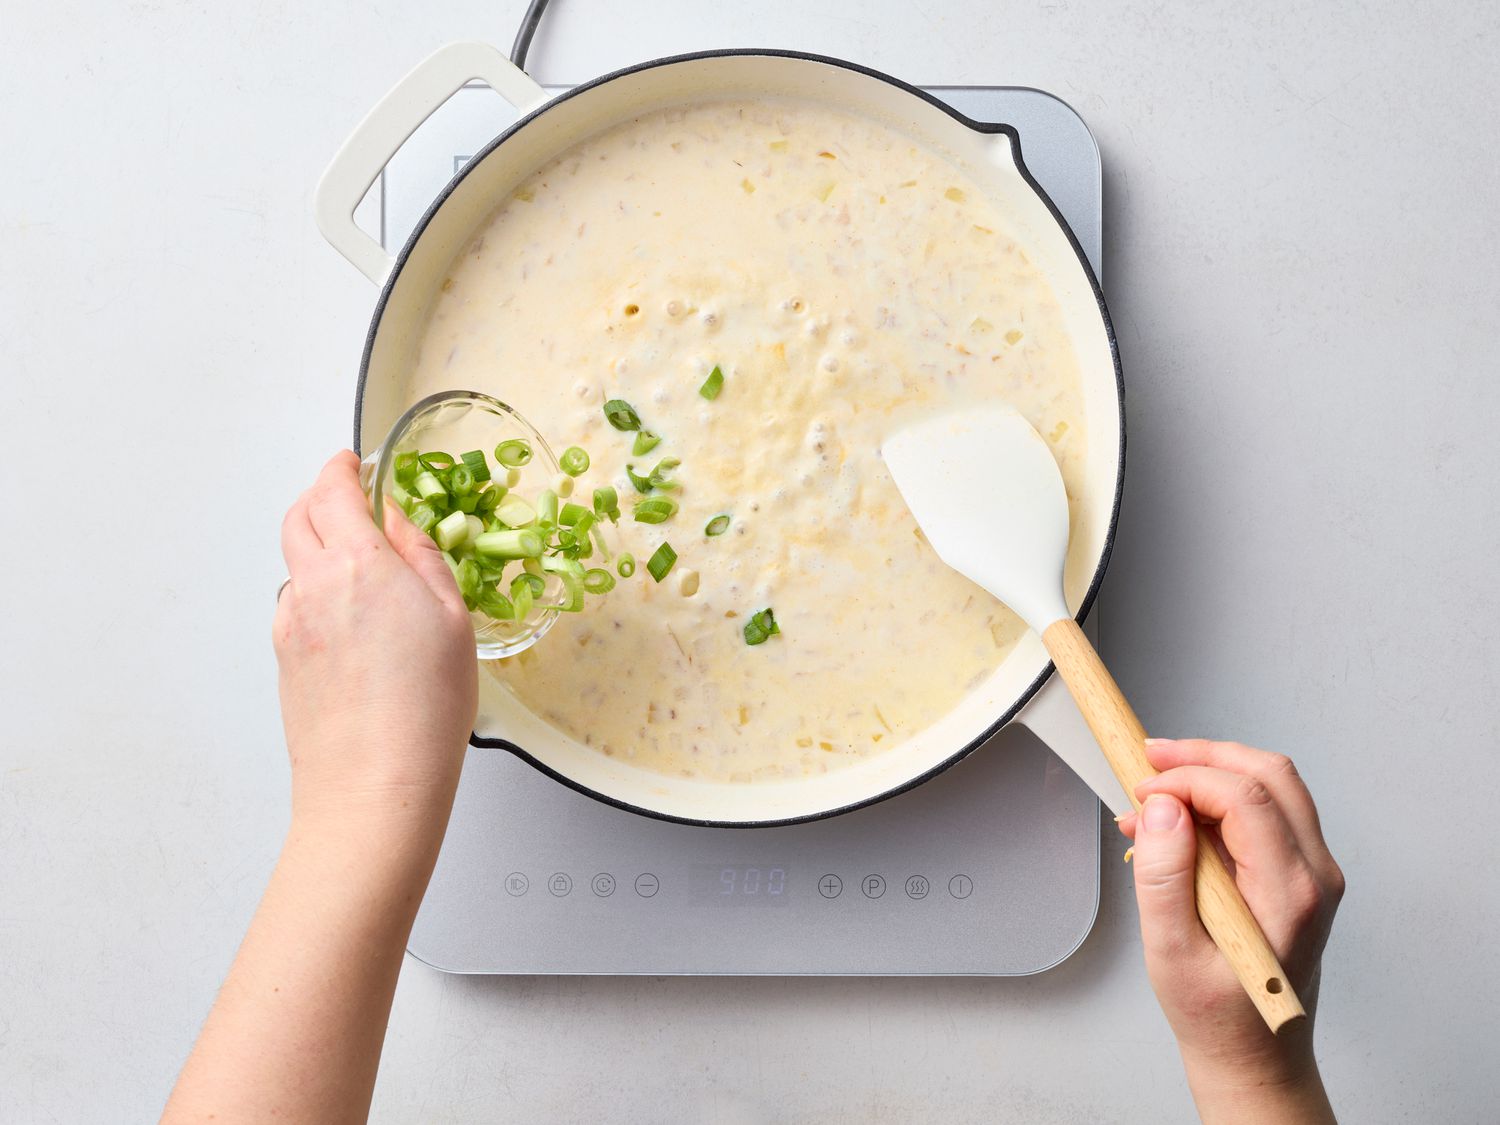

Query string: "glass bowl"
[[360, 389, 563, 660]]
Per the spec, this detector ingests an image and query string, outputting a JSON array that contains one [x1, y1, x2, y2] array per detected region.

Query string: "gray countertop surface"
[[3, 1, 1496, 1121]]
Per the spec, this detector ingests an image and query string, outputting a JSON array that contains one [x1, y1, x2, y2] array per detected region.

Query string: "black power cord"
[[510, 0, 553, 69]]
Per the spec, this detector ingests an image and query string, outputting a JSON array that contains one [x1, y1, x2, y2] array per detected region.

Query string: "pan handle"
[[1016, 656, 1131, 815], [314, 42, 549, 284]]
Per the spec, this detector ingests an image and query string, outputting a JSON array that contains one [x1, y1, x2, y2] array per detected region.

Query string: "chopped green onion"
[[743, 607, 780, 646], [555, 571, 585, 612], [603, 398, 642, 431], [541, 554, 585, 579], [536, 489, 559, 526], [648, 457, 682, 492], [460, 449, 491, 483], [413, 471, 447, 503], [705, 514, 731, 537], [590, 525, 611, 561], [646, 542, 677, 582], [627, 464, 655, 494], [628, 457, 683, 495], [495, 439, 533, 467], [558, 527, 593, 560], [583, 568, 616, 594], [510, 577, 533, 621], [434, 510, 471, 552], [633, 497, 679, 524], [474, 529, 545, 558], [494, 494, 536, 528], [593, 486, 620, 523], [512, 572, 546, 597], [455, 557, 482, 604], [407, 442, 626, 624], [409, 503, 439, 533], [699, 365, 725, 400], [632, 430, 662, 456], [394, 451, 420, 487], [617, 553, 636, 578], [475, 587, 515, 620]]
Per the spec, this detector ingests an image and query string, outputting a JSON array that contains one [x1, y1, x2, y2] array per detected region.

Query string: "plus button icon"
[[818, 874, 843, 899]]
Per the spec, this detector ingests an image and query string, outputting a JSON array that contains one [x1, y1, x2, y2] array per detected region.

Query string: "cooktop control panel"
[[410, 723, 1100, 975], [381, 81, 1104, 975]]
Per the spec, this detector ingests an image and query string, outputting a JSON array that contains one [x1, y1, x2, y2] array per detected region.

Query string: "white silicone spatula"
[[883, 404, 1305, 1034]]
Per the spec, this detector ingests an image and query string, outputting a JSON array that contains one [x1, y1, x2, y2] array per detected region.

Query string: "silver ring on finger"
[[276, 577, 292, 603]]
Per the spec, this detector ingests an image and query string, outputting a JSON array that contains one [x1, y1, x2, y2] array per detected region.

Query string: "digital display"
[[690, 864, 791, 907]]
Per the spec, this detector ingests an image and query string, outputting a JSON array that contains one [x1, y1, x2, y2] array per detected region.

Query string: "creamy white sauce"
[[407, 98, 1088, 783]]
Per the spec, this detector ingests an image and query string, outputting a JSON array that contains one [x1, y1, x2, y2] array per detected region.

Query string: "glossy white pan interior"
[[355, 52, 1122, 825]]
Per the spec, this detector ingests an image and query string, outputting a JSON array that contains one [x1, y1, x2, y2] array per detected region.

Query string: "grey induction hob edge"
[[364, 80, 1106, 975]]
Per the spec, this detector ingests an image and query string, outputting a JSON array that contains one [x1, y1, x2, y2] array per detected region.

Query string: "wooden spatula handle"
[[1041, 618, 1307, 1034]]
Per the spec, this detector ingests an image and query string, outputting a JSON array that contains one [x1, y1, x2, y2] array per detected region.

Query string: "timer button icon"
[[904, 875, 930, 900], [592, 873, 616, 897], [862, 875, 886, 899], [548, 872, 573, 897], [818, 874, 844, 899], [634, 873, 660, 898], [504, 872, 529, 897]]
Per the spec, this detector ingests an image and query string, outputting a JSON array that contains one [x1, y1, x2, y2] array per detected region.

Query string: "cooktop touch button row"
[[817, 874, 975, 900], [499, 872, 973, 901], [501, 872, 659, 898]]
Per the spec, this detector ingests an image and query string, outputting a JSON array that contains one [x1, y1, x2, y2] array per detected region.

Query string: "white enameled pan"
[[316, 42, 1127, 826]]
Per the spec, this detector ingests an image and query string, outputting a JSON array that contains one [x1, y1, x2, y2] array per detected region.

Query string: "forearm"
[[164, 802, 451, 1123]]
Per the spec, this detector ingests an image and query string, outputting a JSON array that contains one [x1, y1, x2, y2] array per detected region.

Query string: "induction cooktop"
[[358, 79, 1107, 975]]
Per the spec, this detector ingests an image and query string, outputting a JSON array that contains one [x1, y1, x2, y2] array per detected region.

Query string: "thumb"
[[1132, 794, 1207, 965], [382, 501, 462, 603]]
